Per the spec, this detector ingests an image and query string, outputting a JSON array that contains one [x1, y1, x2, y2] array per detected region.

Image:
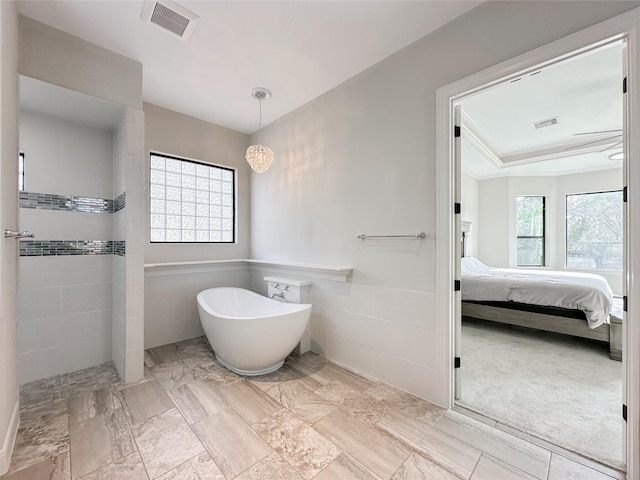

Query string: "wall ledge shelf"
[[144, 258, 353, 282]]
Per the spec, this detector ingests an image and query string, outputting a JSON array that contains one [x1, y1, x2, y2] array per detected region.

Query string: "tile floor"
[[1, 337, 626, 480]]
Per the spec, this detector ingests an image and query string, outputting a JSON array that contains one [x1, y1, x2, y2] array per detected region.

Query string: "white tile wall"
[[18, 256, 114, 384], [249, 267, 440, 402], [372, 351, 438, 401], [372, 287, 438, 329], [325, 334, 373, 376], [18, 110, 119, 384], [20, 111, 114, 198], [401, 325, 438, 369], [144, 266, 249, 349], [348, 313, 402, 356], [20, 209, 113, 241]]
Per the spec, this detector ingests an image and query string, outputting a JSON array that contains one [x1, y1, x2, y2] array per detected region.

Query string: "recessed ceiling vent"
[[532, 117, 559, 130], [142, 0, 199, 41]]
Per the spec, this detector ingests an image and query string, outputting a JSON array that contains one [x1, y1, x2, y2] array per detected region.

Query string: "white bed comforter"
[[461, 257, 614, 329]]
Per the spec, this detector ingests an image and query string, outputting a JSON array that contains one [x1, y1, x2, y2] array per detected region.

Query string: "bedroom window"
[[149, 152, 236, 243], [566, 190, 622, 270], [516, 196, 545, 267]]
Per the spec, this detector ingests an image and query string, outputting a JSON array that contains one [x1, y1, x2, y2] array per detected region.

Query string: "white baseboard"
[[0, 399, 20, 475]]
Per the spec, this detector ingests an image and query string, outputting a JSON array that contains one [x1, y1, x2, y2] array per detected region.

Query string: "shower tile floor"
[[2, 337, 624, 480]]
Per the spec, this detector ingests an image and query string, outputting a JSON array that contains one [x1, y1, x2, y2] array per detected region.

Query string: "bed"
[[461, 257, 622, 361]]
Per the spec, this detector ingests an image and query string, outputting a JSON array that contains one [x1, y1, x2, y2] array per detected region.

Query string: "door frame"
[[435, 8, 640, 476]]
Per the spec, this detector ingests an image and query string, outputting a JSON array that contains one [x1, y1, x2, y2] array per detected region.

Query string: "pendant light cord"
[[257, 99, 263, 144]]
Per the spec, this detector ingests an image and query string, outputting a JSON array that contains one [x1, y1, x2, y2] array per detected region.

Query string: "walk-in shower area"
[[16, 76, 145, 385]]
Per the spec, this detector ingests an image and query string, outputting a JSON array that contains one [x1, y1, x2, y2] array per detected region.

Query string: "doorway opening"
[[452, 40, 625, 469]]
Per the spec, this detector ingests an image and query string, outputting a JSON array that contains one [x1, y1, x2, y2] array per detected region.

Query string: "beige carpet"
[[458, 318, 624, 469]]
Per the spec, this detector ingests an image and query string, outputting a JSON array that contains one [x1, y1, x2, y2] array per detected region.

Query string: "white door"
[[453, 104, 462, 400]]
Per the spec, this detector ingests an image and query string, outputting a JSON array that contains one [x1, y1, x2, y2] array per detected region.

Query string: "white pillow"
[[461, 256, 488, 274]]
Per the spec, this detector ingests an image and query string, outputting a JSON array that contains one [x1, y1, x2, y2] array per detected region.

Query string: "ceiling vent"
[[532, 117, 559, 130], [142, 0, 199, 41]]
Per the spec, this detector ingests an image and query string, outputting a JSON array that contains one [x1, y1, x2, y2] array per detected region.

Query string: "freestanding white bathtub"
[[196, 287, 312, 375]]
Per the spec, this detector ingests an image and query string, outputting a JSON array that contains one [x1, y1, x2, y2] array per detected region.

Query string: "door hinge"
[[454, 203, 461, 214], [623, 296, 628, 312], [623, 186, 628, 203], [454, 125, 461, 138], [623, 77, 627, 94], [454, 280, 461, 291], [623, 404, 627, 422], [454, 357, 461, 368]]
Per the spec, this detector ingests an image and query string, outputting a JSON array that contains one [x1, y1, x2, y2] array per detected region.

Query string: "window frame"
[[565, 189, 623, 271], [19, 151, 25, 192], [149, 151, 237, 244], [516, 195, 546, 267]]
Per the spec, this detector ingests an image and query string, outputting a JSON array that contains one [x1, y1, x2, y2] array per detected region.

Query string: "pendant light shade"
[[246, 88, 274, 173], [245, 143, 274, 173]]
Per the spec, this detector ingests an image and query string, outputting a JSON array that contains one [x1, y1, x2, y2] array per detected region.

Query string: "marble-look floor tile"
[[154, 452, 225, 480], [76, 452, 148, 480], [165, 379, 226, 425], [192, 407, 272, 479], [234, 452, 304, 480], [315, 382, 387, 423], [118, 380, 174, 425], [471, 454, 537, 480], [391, 453, 459, 480], [217, 380, 281, 425], [68, 386, 124, 425], [286, 352, 327, 370], [313, 453, 382, 480], [434, 411, 550, 480], [248, 364, 304, 392], [267, 381, 336, 424], [494, 422, 624, 480], [6, 402, 69, 475], [131, 408, 205, 479], [254, 409, 340, 479], [69, 407, 135, 479], [547, 454, 619, 480], [150, 362, 195, 391], [292, 363, 373, 392], [1, 451, 70, 480], [376, 410, 481, 479], [144, 344, 182, 367], [365, 383, 444, 420], [314, 411, 409, 479], [192, 360, 241, 388]]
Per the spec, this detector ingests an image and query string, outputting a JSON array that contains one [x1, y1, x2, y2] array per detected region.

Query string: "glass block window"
[[149, 152, 235, 243]]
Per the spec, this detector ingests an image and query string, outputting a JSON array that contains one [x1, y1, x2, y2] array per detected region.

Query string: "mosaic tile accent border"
[[114, 192, 126, 213], [20, 240, 126, 257], [19, 191, 127, 214], [113, 240, 126, 256]]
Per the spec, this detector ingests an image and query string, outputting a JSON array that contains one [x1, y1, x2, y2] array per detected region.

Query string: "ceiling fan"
[[564, 128, 622, 153]]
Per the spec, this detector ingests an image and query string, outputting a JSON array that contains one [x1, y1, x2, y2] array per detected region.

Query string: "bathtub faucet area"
[[197, 278, 312, 376]]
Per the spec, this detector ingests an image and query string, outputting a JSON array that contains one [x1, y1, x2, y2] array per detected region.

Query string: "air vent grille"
[[532, 117, 559, 130], [151, 2, 190, 37], [142, 1, 199, 41]]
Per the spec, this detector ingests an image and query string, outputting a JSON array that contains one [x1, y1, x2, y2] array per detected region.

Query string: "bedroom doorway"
[[451, 40, 626, 470], [455, 40, 626, 469], [434, 12, 640, 474]]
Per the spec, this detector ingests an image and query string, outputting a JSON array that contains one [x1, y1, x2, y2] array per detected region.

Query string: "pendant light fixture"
[[245, 88, 274, 174]]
